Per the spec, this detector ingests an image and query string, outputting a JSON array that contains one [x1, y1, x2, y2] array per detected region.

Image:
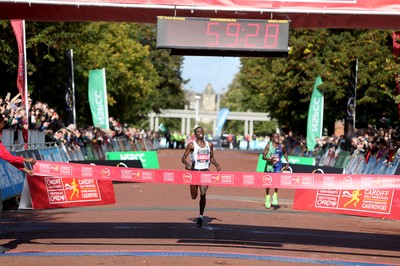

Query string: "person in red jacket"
[[0, 114, 36, 253], [0, 115, 36, 175]]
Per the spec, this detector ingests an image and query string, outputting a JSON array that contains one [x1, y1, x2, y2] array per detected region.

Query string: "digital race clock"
[[156, 16, 289, 57]]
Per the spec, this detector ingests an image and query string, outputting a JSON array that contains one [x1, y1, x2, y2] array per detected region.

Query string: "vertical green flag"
[[306, 76, 324, 151], [88, 68, 109, 130]]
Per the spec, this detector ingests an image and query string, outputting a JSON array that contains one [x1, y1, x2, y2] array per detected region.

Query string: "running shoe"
[[265, 195, 271, 209], [272, 193, 279, 206], [196, 217, 203, 226]]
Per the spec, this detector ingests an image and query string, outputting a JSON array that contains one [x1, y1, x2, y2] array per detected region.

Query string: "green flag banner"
[[106, 151, 160, 169], [306, 76, 324, 152], [88, 68, 109, 130]]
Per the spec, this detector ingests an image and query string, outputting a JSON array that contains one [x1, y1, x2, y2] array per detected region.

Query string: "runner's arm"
[[181, 142, 194, 170], [262, 143, 271, 162], [209, 142, 221, 171]]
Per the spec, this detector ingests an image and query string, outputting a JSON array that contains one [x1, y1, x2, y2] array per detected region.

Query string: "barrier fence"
[[0, 133, 161, 203], [1, 130, 400, 218]]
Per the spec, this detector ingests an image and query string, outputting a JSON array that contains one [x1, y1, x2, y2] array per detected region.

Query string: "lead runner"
[[181, 126, 221, 226]]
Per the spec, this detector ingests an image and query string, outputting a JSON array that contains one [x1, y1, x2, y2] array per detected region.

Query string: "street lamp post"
[[194, 95, 201, 127], [216, 87, 226, 136]]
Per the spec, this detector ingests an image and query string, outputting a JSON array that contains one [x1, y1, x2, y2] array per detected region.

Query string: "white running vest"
[[191, 140, 211, 170]]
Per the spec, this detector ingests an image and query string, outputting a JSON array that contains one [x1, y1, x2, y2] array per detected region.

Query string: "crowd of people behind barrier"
[[162, 126, 400, 175], [155, 126, 400, 175], [2, 92, 400, 175], [0, 93, 161, 159]]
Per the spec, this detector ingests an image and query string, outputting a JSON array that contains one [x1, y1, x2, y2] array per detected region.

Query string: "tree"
[[233, 29, 398, 135], [0, 21, 186, 128]]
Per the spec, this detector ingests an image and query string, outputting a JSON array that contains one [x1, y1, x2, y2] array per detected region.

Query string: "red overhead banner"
[[1, 0, 400, 28], [32, 161, 400, 190], [3, 0, 398, 11]]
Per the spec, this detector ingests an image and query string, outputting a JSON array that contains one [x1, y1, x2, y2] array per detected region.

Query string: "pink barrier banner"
[[33, 161, 400, 190]]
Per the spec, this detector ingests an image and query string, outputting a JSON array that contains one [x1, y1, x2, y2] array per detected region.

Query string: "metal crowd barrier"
[[317, 146, 400, 175], [1, 134, 161, 203]]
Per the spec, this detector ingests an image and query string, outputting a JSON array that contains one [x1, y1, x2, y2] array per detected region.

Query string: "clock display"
[[157, 16, 289, 57]]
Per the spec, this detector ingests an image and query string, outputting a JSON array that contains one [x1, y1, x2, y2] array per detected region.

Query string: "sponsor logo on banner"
[[381, 178, 396, 188], [58, 165, 72, 175], [120, 170, 153, 181], [39, 164, 72, 175], [119, 153, 146, 165], [81, 167, 93, 177], [343, 176, 353, 186], [200, 174, 212, 183], [163, 172, 175, 182], [45, 177, 63, 190], [121, 170, 133, 180], [220, 174, 234, 184], [101, 168, 111, 178], [243, 175, 255, 185], [302, 176, 314, 185], [121, 170, 154, 181], [360, 176, 394, 188], [141, 172, 154, 181], [50, 165, 60, 173], [323, 176, 335, 187], [182, 172, 193, 182], [281, 175, 314, 186], [45, 177, 101, 204], [339, 189, 393, 214], [316, 195, 339, 208], [39, 163, 51, 174], [314, 189, 394, 214], [48, 191, 67, 203], [318, 189, 340, 196], [200, 174, 234, 184], [315, 189, 340, 208], [262, 174, 272, 185]]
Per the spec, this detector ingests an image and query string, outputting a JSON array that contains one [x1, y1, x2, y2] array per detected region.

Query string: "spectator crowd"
[[2, 91, 399, 166], [0, 92, 159, 153]]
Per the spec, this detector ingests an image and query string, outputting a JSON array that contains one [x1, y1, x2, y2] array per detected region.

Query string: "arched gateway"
[[148, 109, 272, 137]]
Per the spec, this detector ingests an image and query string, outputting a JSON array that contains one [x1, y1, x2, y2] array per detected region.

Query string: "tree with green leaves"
[[228, 29, 399, 135], [0, 21, 185, 128]]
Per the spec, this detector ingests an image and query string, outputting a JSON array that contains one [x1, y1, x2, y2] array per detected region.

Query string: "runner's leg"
[[199, 185, 209, 215], [190, 185, 198, 199]]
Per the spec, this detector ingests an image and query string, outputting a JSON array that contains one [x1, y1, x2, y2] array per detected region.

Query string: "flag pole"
[[23, 20, 29, 146], [70, 49, 76, 125]]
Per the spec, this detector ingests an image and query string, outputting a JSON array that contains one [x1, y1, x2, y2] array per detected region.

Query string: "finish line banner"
[[32, 161, 400, 190]]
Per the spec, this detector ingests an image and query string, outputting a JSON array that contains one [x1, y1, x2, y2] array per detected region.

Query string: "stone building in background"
[[185, 83, 220, 112]]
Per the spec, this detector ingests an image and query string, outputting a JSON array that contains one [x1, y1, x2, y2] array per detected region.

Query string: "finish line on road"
[[0, 250, 392, 266]]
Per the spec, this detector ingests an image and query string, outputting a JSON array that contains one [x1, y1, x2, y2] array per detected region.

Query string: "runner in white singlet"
[[182, 126, 221, 226]]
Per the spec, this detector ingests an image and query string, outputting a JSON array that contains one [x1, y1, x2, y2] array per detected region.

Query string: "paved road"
[[0, 149, 399, 265]]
